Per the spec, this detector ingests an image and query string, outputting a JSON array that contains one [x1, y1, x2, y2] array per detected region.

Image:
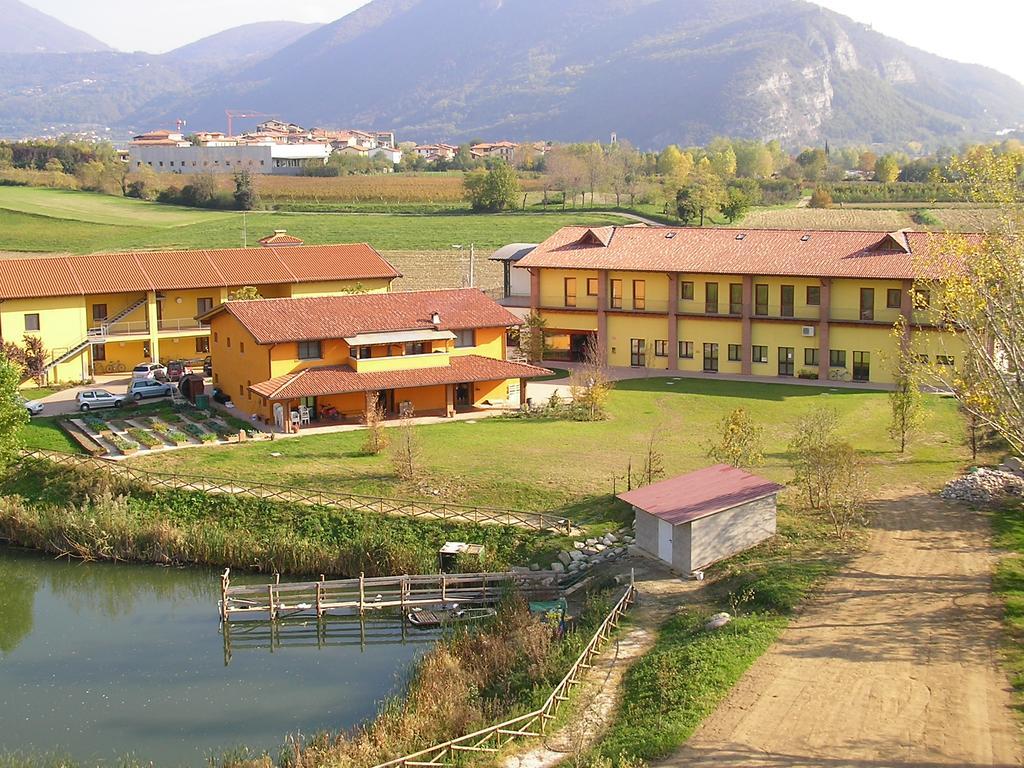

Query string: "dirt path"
[[658, 491, 1023, 768]]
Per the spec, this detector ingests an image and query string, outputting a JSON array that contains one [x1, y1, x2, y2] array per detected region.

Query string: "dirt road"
[[659, 492, 1023, 767]]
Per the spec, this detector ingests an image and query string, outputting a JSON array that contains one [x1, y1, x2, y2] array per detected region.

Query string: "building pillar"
[[899, 279, 914, 352], [667, 273, 679, 371], [446, 384, 456, 417], [818, 278, 832, 381], [597, 269, 609, 359], [146, 291, 161, 363], [529, 269, 540, 314], [741, 276, 753, 375], [518, 378, 528, 408]]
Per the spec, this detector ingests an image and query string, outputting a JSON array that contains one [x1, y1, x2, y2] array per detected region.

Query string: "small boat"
[[407, 606, 496, 628]]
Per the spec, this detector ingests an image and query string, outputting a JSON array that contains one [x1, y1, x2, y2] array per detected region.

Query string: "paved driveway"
[[32, 374, 132, 417]]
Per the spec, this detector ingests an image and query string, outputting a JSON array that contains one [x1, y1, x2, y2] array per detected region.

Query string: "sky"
[[21, 0, 1024, 84]]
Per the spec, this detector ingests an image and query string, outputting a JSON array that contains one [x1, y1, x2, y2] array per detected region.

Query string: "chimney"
[[431, 311, 441, 327]]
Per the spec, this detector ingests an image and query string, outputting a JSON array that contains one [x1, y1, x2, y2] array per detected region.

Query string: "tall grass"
[[0, 459, 557, 577]]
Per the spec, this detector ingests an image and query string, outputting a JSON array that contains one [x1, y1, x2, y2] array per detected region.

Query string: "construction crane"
[[225, 110, 278, 138]]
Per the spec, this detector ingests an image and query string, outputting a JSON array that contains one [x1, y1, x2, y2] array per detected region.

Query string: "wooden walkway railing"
[[370, 576, 637, 768], [220, 569, 559, 621], [20, 449, 572, 533]]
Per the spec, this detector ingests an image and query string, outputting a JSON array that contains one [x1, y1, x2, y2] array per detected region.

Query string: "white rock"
[[585, 537, 598, 546], [550, 562, 565, 573], [573, 541, 586, 550], [705, 612, 731, 630], [529, 563, 541, 571], [558, 551, 573, 566], [594, 543, 607, 552]]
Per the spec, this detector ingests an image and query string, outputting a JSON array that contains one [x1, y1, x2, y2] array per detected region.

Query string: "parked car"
[[18, 396, 43, 416], [76, 389, 123, 411], [165, 360, 193, 382], [131, 362, 168, 381], [127, 379, 174, 401], [203, 356, 212, 377]]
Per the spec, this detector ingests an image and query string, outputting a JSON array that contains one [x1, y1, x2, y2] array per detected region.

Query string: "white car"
[[19, 397, 43, 416], [76, 389, 123, 411], [131, 362, 168, 381]]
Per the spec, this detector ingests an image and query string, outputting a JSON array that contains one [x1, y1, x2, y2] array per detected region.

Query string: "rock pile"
[[940, 467, 1024, 504], [518, 529, 635, 576]]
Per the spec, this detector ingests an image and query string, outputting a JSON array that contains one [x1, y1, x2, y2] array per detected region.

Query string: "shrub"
[[808, 188, 833, 208]]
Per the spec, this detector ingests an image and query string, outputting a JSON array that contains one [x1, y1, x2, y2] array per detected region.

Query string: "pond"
[[0, 547, 437, 766]]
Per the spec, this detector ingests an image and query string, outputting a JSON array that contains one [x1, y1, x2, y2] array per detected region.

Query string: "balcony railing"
[[750, 304, 821, 321], [157, 319, 210, 333], [88, 321, 150, 337]]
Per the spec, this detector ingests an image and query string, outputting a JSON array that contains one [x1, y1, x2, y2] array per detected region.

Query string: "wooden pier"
[[219, 569, 559, 622]]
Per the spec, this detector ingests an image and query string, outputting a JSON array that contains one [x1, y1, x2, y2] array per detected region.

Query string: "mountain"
[[142, 0, 1024, 148], [0, 0, 112, 53], [167, 21, 322, 66]]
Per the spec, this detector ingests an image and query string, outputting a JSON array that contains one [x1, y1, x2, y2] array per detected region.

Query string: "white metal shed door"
[[657, 519, 673, 564]]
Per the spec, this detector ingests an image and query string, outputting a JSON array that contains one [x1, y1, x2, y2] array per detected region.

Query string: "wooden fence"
[[370, 576, 637, 768], [20, 449, 572, 533], [220, 569, 558, 621]]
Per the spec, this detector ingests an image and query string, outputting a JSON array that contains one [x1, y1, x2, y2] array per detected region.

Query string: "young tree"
[[21, 335, 46, 385], [568, 336, 613, 421], [719, 186, 752, 223], [362, 392, 389, 455], [228, 286, 263, 301], [579, 143, 607, 207], [889, 345, 923, 454], [633, 427, 665, 487], [0, 354, 28, 471], [874, 154, 900, 183], [181, 172, 218, 207], [233, 170, 260, 210], [389, 411, 422, 481], [684, 163, 725, 226], [520, 313, 549, 363], [809, 187, 834, 209], [705, 407, 764, 468], [464, 162, 521, 211], [547, 148, 586, 209]]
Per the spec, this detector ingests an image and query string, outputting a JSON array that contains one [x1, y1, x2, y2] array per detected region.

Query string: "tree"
[[44, 158, 64, 173], [857, 150, 878, 173], [675, 187, 699, 226], [719, 186, 752, 223], [547, 148, 586, 209], [874, 154, 900, 183], [127, 164, 160, 200], [809, 188, 833, 209], [707, 137, 737, 178], [0, 353, 28, 471], [795, 148, 828, 180], [233, 170, 259, 210], [362, 392, 389, 455], [568, 336, 613, 421], [682, 163, 725, 226], [228, 286, 262, 301], [181, 172, 218, 207], [889, 348, 923, 454], [913, 148, 1024, 453], [520, 313, 548, 363], [389, 411, 422, 481], [464, 161, 521, 211], [789, 407, 867, 537], [705, 408, 764, 468], [0, 144, 12, 170], [21, 335, 46, 385], [633, 427, 665, 487], [733, 140, 774, 179], [579, 143, 607, 206]]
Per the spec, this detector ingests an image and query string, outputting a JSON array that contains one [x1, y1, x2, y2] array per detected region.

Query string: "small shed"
[[618, 464, 782, 574]]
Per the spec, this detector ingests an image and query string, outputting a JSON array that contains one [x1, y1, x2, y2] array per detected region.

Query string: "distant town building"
[[130, 130, 191, 147], [413, 143, 459, 163], [470, 141, 518, 162]]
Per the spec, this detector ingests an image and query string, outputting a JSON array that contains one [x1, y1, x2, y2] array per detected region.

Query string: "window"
[[239, 385, 244, 396], [853, 351, 870, 382], [806, 286, 821, 306], [226, 337, 231, 348], [728, 344, 741, 362], [752, 345, 768, 364], [860, 288, 875, 321], [804, 348, 819, 366], [780, 285, 795, 317], [610, 279, 622, 309], [630, 339, 645, 367], [886, 288, 903, 309], [704, 282, 719, 314], [915, 354, 930, 364], [633, 280, 646, 311], [679, 340, 694, 359], [564, 277, 577, 307], [92, 304, 108, 321], [197, 297, 214, 315], [654, 340, 668, 357], [586, 278, 598, 296], [829, 349, 847, 368], [298, 340, 322, 360], [196, 337, 210, 354], [681, 281, 694, 301], [239, 341, 245, 354], [405, 341, 427, 355], [728, 283, 742, 315], [356, 346, 373, 359], [93, 344, 106, 362], [778, 346, 795, 376], [453, 329, 475, 348], [24, 313, 40, 332], [913, 289, 931, 308], [755, 284, 768, 316], [213, 332, 218, 343], [937, 355, 955, 366]]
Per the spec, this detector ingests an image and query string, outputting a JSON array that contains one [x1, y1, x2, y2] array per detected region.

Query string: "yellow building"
[[0, 234, 399, 383], [201, 288, 549, 426], [515, 226, 965, 385]]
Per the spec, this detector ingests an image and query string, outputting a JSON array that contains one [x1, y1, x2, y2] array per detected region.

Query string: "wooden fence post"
[[359, 571, 365, 615]]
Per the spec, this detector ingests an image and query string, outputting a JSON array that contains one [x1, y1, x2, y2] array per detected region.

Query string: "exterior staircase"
[[104, 296, 149, 327], [41, 297, 150, 379]]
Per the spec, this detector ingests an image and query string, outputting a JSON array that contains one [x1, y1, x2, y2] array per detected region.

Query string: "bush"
[[809, 188, 833, 208]]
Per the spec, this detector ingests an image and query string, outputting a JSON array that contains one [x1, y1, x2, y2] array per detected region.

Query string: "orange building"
[[201, 288, 549, 427]]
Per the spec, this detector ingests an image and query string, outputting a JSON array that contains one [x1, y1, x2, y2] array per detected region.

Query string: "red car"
[[165, 360, 194, 382]]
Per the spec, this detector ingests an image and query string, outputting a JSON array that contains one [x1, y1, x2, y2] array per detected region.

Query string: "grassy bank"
[[0, 458, 559, 576], [993, 500, 1024, 717]]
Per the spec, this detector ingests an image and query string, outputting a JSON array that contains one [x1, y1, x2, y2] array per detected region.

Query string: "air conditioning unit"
[[801, 326, 816, 337]]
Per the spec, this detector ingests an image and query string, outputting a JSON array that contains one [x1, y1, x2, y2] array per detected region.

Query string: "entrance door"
[[657, 519, 673, 564], [570, 333, 593, 361], [853, 351, 870, 382], [778, 346, 795, 376], [382, 389, 397, 414], [630, 339, 645, 367], [703, 343, 719, 372], [455, 383, 472, 406]]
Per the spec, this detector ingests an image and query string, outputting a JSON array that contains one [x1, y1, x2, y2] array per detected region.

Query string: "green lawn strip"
[[535, 367, 570, 381], [992, 500, 1024, 718], [21, 418, 81, 453]]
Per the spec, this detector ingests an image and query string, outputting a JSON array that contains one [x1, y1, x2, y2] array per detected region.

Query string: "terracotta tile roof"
[[251, 354, 550, 400], [0, 245, 399, 300], [258, 231, 304, 246], [519, 226, 976, 280], [618, 464, 783, 525], [210, 288, 523, 344]]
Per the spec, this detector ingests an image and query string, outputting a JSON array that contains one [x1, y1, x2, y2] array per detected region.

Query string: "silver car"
[[18, 396, 43, 416], [127, 379, 174, 401], [131, 362, 168, 381], [76, 389, 123, 411]]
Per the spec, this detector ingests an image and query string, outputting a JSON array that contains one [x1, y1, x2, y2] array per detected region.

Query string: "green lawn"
[[993, 501, 1024, 718], [0, 187, 630, 253], [129, 378, 981, 527], [22, 417, 80, 453]]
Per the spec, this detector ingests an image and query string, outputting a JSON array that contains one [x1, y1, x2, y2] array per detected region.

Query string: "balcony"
[[606, 298, 671, 313], [750, 304, 821, 322], [89, 320, 150, 338], [158, 319, 210, 334], [352, 351, 450, 374]]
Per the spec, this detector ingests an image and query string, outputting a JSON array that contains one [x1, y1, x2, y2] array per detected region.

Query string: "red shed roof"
[[618, 464, 782, 525]]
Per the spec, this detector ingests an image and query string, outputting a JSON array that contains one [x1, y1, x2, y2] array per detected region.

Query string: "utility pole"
[[452, 243, 476, 288], [242, 212, 247, 248]]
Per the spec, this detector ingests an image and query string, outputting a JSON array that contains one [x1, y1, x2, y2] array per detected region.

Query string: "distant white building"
[[128, 142, 331, 175]]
